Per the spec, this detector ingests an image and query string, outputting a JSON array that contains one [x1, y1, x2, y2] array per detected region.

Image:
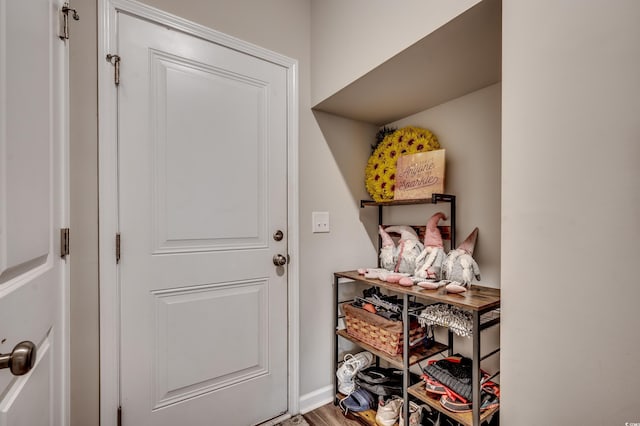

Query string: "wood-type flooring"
[[303, 402, 364, 426]]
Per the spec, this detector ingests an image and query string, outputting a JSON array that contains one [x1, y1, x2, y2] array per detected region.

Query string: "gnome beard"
[[414, 212, 447, 280], [415, 246, 447, 280], [442, 227, 481, 290]]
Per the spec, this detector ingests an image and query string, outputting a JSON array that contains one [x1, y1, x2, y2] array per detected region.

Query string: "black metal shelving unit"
[[333, 195, 501, 426]]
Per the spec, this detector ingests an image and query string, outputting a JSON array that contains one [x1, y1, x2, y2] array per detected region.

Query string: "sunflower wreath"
[[365, 126, 440, 202]]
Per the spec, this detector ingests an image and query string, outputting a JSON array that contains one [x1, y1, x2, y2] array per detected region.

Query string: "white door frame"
[[97, 1, 299, 424]]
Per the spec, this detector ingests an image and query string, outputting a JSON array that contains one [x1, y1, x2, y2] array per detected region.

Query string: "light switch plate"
[[312, 211, 330, 233]]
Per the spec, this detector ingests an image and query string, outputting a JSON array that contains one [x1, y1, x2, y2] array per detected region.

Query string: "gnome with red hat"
[[414, 212, 448, 280], [442, 227, 481, 292]]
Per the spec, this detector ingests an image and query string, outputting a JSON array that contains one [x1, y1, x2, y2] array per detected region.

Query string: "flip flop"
[[339, 388, 375, 413]]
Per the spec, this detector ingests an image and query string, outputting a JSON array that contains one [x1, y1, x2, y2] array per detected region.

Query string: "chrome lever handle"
[[0, 341, 36, 376]]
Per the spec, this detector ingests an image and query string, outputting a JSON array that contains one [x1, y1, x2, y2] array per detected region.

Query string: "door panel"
[[151, 50, 267, 252], [0, 0, 66, 425], [153, 279, 267, 408], [117, 13, 288, 426], [0, 0, 50, 276]]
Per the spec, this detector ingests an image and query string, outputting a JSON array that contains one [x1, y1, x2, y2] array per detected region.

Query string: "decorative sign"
[[394, 149, 445, 200]]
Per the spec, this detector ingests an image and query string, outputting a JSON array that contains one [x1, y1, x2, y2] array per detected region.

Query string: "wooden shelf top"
[[336, 329, 447, 369], [360, 194, 455, 208], [408, 382, 499, 426], [335, 270, 500, 312]]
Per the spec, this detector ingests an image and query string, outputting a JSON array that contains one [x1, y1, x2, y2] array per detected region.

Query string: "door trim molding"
[[97, 1, 299, 424]]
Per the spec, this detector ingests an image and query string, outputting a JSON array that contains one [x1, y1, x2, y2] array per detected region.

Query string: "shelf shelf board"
[[408, 382, 499, 426], [337, 329, 447, 369], [311, 0, 501, 125], [335, 270, 500, 312], [360, 194, 455, 208]]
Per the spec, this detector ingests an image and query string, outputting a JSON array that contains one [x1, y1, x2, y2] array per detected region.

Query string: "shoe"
[[339, 388, 375, 414], [399, 401, 422, 426], [336, 351, 373, 395], [420, 404, 441, 426], [375, 396, 402, 426], [422, 375, 447, 395]]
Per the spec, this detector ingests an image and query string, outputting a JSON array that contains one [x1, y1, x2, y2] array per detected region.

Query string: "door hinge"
[[117, 405, 122, 426], [115, 233, 121, 264], [59, 2, 79, 40], [60, 228, 70, 258], [106, 54, 121, 85]]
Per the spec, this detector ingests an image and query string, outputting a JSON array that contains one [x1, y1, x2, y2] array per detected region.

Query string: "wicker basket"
[[343, 303, 425, 356]]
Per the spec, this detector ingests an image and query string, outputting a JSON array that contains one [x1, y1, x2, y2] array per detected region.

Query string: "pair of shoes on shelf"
[[375, 396, 403, 426], [336, 351, 373, 395]]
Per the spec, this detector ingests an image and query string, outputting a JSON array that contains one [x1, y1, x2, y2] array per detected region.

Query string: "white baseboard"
[[298, 384, 335, 414]]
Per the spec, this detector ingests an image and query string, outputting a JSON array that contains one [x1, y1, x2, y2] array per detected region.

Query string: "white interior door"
[[116, 12, 288, 426], [0, 0, 68, 425]]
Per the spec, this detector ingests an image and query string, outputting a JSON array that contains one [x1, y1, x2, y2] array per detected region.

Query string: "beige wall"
[[310, 0, 481, 105], [501, 1, 640, 424], [389, 83, 502, 288], [301, 111, 379, 399]]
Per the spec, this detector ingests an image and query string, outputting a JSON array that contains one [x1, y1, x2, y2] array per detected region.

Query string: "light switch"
[[312, 211, 330, 233]]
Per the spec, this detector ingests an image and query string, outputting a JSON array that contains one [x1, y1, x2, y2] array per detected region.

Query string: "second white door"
[[0, 0, 67, 424], [116, 12, 289, 426]]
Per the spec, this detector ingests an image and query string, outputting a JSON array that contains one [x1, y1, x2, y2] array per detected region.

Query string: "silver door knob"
[[272, 254, 287, 266], [0, 341, 36, 376]]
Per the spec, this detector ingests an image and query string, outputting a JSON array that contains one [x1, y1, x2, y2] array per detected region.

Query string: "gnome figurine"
[[414, 212, 448, 280], [442, 227, 481, 291], [378, 225, 424, 274], [378, 225, 397, 271]]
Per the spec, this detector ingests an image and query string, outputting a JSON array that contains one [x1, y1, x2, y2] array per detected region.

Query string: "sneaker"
[[375, 396, 402, 426], [399, 401, 423, 426], [336, 351, 373, 394]]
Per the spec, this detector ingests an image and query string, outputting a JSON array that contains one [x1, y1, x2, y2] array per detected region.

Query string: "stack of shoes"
[[374, 396, 403, 426], [336, 351, 374, 395], [421, 355, 500, 415]]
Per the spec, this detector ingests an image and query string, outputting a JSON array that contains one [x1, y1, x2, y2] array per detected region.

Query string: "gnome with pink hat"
[[442, 227, 481, 291], [414, 212, 448, 280], [377, 225, 424, 274], [378, 225, 397, 271]]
